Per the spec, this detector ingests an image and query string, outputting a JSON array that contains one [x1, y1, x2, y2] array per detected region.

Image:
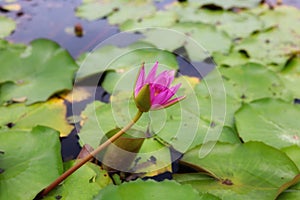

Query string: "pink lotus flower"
[[134, 61, 185, 112]]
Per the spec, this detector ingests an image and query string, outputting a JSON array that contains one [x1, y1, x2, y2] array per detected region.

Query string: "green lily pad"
[[120, 11, 178, 31], [235, 98, 300, 149], [75, 0, 116, 21], [94, 179, 205, 200], [234, 28, 300, 69], [108, 3, 156, 25], [280, 56, 300, 98], [76, 42, 178, 80], [44, 162, 112, 200], [0, 98, 73, 137], [171, 6, 263, 39], [259, 6, 300, 34], [187, 0, 261, 9], [139, 22, 231, 61], [176, 142, 299, 200], [0, 39, 78, 105], [281, 146, 300, 170], [0, 15, 16, 38], [171, 22, 232, 61], [219, 63, 291, 102], [277, 182, 300, 200], [0, 126, 63, 200], [193, 62, 290, 129], [212, 51, 267, 68], [76, 0, 156, 24]]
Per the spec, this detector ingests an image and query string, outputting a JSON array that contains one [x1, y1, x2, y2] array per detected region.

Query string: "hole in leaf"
[[6, 122, 15, 128], [294, 98, 300, 104]]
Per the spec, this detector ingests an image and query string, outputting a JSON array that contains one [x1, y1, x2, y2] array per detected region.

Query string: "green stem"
[[40, 110, 143, 198]]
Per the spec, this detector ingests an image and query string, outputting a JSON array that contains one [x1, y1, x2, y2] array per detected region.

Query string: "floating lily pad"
[[281, 145, 300, 170], [219, 63, 291, 102], [277, 182, 300, 200], [76, 42, 178, 79], [280, 56, 300, 98], [187, 0, 261, 9], [0, 126, 63, 200], [120, 11, 178, 31], [108, 3, 156, 25], [0, 39, 78, 105], [76, 0, 156, 24], [259, 6, 300, 34], [171, 6, 264, 39], [212, 51, 259, 67], [44, 162, 112, 200], [171, 22, 232, 61], [0, 98, 73, 137], [94, 179, 206, 200], [235, 98, 300, 149], [0, 15, 16, 38], [194, 62, 289, 129], [234, 28, 300, 69], [75, 0, 117, 21], [176, 142, 299, 200]]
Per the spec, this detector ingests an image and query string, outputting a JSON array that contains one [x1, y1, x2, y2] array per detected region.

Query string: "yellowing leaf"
[[0, 98, 73, 136]]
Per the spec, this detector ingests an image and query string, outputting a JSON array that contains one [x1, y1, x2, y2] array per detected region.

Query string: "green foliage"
[[44, 162, 112, 200], [1, 0, 300, 199], [176, 142, 299, 200], [0, 98, 73, 136], [235, 98, 300, 149], [0, 15, 16, 38], [0, 39, 78, 105], [94, 179, 207, 200], [0, 126, 63, 200]]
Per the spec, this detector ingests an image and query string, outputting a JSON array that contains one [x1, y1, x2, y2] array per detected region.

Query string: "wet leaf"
[[0, 126, 63, 200], [44, 162, 112, 200], [93, 179, 204, 200], [0, 39, 78, 105], [0, 98, 73, 137], [235, 98, 300, 149], [176, 142, 299, 200], [0, 15, 16, 38]]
